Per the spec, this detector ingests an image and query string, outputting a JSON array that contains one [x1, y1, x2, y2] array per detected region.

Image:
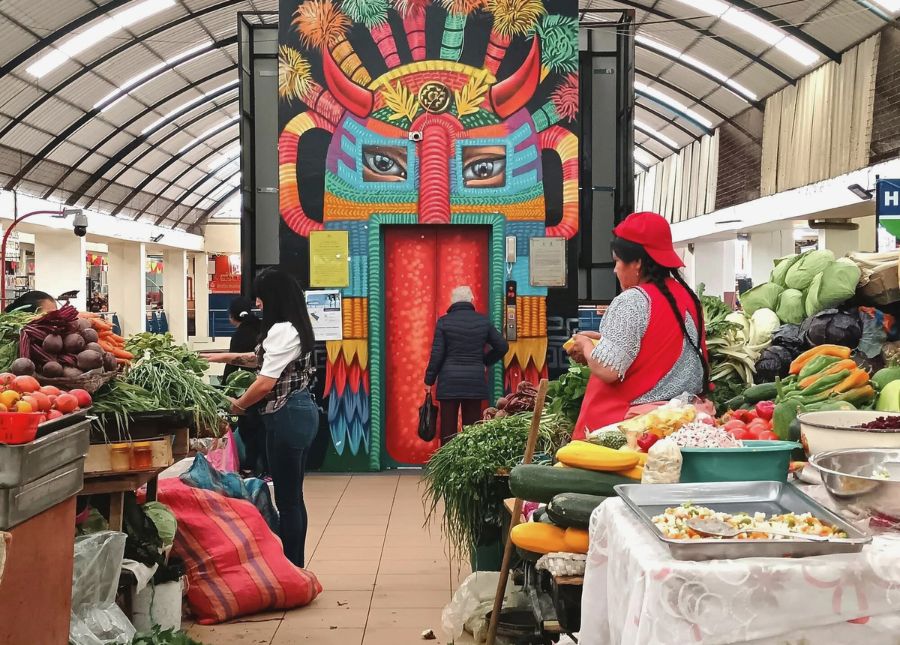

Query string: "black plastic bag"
[[418, 392, 438, 442]]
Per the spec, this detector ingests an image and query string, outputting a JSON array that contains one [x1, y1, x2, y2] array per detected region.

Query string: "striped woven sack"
[[157, 479, 323, 624]]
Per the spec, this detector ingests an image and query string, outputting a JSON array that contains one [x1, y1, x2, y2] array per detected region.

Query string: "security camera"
[[72, 212, 88, 237], [408, 131, 423, 142]]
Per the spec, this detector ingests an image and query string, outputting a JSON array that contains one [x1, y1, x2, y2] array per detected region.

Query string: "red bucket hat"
[[613, 211, 684, 269]]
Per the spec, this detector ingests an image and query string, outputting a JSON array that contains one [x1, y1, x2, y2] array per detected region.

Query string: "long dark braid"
[[611, 237, 710, 394]]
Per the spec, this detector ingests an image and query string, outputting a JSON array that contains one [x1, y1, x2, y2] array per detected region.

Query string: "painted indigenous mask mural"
[[278, 0, 578, 469]]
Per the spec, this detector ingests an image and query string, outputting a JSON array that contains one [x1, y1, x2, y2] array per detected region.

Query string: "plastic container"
[[678, 440, 800, 484], [109, 443, 132, 471], [130, 578, 184, 633], [0, 413, 46, 445]]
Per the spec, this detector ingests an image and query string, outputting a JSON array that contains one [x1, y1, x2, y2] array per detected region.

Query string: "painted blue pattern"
[[510, 260, 548, 296]]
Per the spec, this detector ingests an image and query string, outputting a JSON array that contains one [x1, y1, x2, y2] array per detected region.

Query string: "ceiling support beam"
[[726, 0, 841, 63]]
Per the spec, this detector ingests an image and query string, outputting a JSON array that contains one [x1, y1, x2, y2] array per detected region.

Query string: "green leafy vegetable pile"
[[0, 310, 36, 372], [132, 626, 205, 645], [422, 411, 568, 557], [546, 360, 591, 427], [126, 333, 209, 375], [90, 380, 162, 437]]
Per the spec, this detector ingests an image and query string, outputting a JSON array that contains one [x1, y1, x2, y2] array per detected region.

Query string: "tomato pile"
[[720, 401, 777, 441], [0, 372, 92, 420]]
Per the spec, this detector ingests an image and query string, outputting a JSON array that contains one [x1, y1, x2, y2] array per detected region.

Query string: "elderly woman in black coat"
[[424, 286, 509, 444]]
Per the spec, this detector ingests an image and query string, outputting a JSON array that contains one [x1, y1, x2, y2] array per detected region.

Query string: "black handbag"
[[417, 392, 439, 442]]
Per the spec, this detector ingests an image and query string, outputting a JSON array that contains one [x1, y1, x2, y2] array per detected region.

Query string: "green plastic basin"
[[679, 440, 801, 484]]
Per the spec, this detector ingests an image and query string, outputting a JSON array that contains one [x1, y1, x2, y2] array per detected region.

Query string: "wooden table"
[[81, 466, 168, 531]]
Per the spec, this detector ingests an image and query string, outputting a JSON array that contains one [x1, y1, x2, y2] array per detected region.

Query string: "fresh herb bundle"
[[125, 354, 228, 434], [90, 380, 162, 437], [0, 309, 36, 372], [126, 332, 209, 375], [422, 411, 567, 558], [546, 360, 591, 426]]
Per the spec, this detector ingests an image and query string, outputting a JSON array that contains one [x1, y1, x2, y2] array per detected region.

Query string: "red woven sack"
[[156, 478, 322, 624]]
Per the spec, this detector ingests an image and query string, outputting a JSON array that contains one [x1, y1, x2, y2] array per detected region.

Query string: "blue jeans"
[[262, 389, 319, 567]]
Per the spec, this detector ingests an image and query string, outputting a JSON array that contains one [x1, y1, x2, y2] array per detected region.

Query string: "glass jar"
[[130, 442, 153, 470], [109, 443, 132, 472]]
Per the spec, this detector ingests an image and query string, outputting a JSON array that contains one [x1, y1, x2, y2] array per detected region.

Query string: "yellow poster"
[[309, 230, 350, 287]]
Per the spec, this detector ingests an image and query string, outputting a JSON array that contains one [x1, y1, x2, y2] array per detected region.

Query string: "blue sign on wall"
[[877, 179, 900, 239]]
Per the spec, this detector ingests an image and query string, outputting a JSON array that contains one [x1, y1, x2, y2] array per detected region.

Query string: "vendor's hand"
[[229, 397, 246, 415], [578, 330, 602, 340], [205, 353, 228, 363], [567, 336, 590, 365], [424, 385, 432, 394]]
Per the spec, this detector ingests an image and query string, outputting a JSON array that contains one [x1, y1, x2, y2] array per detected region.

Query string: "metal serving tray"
[[0, 458, 85, 530], [0, 419, 90, 487], [614, 481, 872, 561]]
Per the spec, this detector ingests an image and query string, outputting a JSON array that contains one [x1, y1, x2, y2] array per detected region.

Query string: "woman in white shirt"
[[207, 268, 318, 567]]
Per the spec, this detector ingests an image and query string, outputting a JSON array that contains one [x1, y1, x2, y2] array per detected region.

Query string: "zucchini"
[[547, 493, 607, 529], [509, 464, 630, 503], [744, 382, 778, 403], [723, 394, 746, 410], [532, 507, 557, 525], [872, 367, 900, 391]]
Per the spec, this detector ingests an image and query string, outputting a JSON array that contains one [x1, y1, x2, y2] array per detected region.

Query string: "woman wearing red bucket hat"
[[566, 212, 709, 439]]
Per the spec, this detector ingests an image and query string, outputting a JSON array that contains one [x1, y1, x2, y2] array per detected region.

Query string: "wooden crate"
[[85, 437, 173, 475]]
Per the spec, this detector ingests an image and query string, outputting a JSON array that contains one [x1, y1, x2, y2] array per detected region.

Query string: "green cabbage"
[[785, 249, 835, 291], [816, 260, 861, 309], [806, 273, 824, 318], [143, 501, 177, 547], [776, 289, 805, 325], [741, 282, 784, 316], [770, 254, 800, 287], [750, 308, 780, 346]]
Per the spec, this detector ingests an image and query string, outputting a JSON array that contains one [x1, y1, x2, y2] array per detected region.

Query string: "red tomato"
[[55, 393, 78, 414], [69, 389, 92, 408], [0, 373, 15, 387], [723, 420, 746, 433], [747, 419, 769, 431], [745, 426, 764, 440], [40, 385, 61, 396], [46, 410, 64, 420], [730, 410, 749, 422], [730, 428, 751, 441], [758, 431, 779, 441], [11, 375, 40, 394]]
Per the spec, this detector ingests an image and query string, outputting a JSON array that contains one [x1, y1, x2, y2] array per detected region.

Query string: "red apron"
[[573, 279, 706, 439]]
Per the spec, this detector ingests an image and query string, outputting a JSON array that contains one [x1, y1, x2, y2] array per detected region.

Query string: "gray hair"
[[450, 286, 474, 304]]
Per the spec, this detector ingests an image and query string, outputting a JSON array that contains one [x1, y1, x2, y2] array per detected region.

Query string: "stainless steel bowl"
[[810, 448, 900, 519]]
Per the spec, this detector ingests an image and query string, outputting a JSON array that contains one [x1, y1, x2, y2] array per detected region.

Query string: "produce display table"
[[580, 496, 900, 645], [0, 497, 76, 644], [81, 466, 167, 531]]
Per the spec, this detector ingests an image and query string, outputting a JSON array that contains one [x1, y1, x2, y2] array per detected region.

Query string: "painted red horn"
[[322, 47, 374, 118], [489, 36, 541, 119]]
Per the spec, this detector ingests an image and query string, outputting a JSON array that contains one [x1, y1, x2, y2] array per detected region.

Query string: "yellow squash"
[[510, 523, 568, 554], [556, 441, 640, 472], [563, 528, 590, 554]]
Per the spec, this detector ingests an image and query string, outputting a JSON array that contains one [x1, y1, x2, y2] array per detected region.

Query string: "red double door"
[[383, 226, 491, 465]]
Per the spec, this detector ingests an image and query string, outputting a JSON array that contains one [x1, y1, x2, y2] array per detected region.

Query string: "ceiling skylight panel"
[[177, 115, 239, 153], [95, 41, 214, 111], [26, 0, 176, 78], [141, 80, 238, 135], [635, 81, 714, 128], [634, 120, 679, 148]]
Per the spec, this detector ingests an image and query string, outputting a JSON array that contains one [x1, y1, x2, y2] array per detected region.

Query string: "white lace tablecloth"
[[580, 496, 900, 644]]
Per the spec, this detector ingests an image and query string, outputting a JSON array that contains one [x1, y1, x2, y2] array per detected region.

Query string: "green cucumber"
[[744, 382, 778, 403], [547, 493, 607, 529], [509, 464, 630, 503]]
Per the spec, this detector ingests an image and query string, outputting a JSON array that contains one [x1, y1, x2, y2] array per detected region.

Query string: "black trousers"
[[439, 399, 483, 445]]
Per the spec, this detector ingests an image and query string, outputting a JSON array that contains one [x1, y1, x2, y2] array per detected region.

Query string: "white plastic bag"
[[642, 438, 682, 484], [69, 531, 136, 645], [441, 571, 528, 644]]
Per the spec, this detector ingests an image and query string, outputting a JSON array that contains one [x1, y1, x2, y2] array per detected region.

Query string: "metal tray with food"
[[614, 481, 871, 561]]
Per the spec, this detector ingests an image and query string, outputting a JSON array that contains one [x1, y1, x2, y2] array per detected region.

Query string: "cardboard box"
[[860, 263, 900, 306], [85, 437, 173, 475]]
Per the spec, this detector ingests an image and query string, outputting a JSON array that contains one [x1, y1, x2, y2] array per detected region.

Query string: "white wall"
[[33, 230, 87, 310], [203, 222, 240, 254], [693, 240, 736, 299], [750, 229, 794, 286]]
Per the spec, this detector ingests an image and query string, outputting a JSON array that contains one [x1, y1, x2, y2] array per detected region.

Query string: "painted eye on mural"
[[362, 145, 408, 182], [461, 146, 506, 188]]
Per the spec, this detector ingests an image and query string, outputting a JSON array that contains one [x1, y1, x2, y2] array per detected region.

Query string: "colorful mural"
[[278, 0, 579, 469]]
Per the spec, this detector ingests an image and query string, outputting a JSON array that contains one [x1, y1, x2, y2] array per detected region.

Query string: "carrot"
[[91, 318, 113, 331], [111, 348, 134, 360], [78, 312, 101, 318], [99, 331, 125, 344], [98, 340, 117, 353]]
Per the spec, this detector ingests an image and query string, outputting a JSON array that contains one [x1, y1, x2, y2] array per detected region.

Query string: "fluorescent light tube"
[[635, 81, 714, 128]]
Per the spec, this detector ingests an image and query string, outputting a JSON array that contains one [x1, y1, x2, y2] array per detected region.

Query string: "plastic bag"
[[441, 571, 527, 644], [70, 531, 136, 645], [205, 428, 239, 473], [619, 395, 697, 438], [642, 438, 682, 484]]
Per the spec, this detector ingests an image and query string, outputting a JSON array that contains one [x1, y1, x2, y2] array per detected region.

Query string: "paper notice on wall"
[[529, 237, 567, 287], [309, 230, 350, 287], [306, 290, 343, 341]]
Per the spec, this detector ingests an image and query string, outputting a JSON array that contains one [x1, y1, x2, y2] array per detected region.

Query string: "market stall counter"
[[580, 492, 900, 644]]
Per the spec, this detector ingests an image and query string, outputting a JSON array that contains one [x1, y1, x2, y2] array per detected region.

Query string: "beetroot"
[[10, 358, 35, 376], [81, 328, 99, 344], [42, 334, 64, 355], [76, 350, 103, 371], [64, 333, 86, 354], [42, 361, 64, 378]]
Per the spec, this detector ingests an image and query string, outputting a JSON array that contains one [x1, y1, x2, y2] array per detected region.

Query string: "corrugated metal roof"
[[0, 0, 893, 228]]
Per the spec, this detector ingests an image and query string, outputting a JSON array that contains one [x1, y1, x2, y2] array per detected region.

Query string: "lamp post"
[[1, 208, 81, 307]]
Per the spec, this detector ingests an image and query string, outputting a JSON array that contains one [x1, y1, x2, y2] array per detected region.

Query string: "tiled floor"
[[187, 471, 475, 645]]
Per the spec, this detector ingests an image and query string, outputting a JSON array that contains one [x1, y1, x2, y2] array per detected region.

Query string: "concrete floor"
[[186, 471, 476, 645]]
